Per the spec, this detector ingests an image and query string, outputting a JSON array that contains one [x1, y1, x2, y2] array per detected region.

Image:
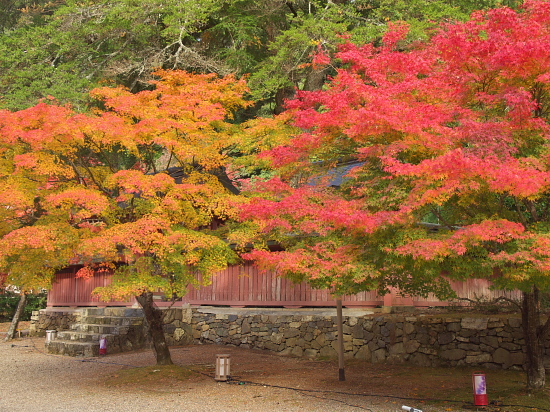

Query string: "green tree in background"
[[0, 0, 520, 112]]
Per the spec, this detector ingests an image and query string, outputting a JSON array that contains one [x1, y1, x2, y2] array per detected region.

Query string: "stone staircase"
[[45, 308, 148, 357]]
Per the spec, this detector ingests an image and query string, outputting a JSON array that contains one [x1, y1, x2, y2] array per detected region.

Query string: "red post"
[[472, 372, 488, 406], [99, 337, 107, 356]]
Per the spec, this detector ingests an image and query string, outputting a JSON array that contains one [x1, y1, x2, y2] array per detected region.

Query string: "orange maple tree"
[[0, 71, 249, 363], [237, 2, 550, 389]]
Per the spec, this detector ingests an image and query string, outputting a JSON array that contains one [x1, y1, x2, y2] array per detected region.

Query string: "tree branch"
[[430, 208, 455, 231], [513, 197, 528, 226], [523, 198, 539, 222], [73, 157, 112, 197], [458, 295, 521, 310]]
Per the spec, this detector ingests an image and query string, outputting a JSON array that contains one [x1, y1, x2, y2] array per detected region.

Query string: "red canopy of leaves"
[[237, 1, 550, 293]]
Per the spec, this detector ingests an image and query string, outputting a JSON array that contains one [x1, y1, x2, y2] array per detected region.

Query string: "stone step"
[[81, 308, 144, 317], [55, 331, 140, 345], [56, 331, 104, 342], [45, 308, 148, 357], [45, 340, 99, 357], [70, 323, 134, 335], [79, 316, 145, 326]]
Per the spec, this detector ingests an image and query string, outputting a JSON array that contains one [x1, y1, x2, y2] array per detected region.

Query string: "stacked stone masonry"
[[190, 310, 546, 370], [32, 307, 549, 369], [30, 310, 79, 335]]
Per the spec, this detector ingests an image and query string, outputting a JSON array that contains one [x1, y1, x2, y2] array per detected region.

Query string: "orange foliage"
[[0, 71, 245, 297]]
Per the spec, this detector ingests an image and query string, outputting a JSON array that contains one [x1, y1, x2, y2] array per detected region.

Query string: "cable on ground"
[[7, 338, 550, 411]]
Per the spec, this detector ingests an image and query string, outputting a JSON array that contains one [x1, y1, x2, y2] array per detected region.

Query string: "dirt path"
[[0, 336, 467, 412]]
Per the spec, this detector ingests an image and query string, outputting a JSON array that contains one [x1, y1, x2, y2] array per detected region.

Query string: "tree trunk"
[[303, 67, 329, 92], [336, 299, 345, 381], [521, 287, 547, 390], [274, 86, 296, 115], [135, 291, 173, 365], [4, 293, 26, 342]]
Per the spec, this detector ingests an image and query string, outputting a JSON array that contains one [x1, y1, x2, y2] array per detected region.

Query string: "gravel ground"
[[0, 336, 463, 412]]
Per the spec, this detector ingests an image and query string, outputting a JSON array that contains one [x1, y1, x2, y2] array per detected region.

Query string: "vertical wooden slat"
[[49, 264, 522, 308]]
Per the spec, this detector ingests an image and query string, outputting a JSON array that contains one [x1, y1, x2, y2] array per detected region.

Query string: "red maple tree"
[[237, 1, 550, 389]]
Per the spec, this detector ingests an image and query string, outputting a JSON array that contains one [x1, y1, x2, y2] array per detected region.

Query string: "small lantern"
[[99, 336, 107, 356], [45, 330, 57, 342], [472, 372, 488, 406], [215, 354, 231, 381]]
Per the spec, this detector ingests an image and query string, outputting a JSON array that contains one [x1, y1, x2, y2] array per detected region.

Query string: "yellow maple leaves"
[[0, 70, 248, 297]]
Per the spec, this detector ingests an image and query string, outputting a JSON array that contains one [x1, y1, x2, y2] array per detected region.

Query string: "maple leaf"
[[238, 1, 550, 308]]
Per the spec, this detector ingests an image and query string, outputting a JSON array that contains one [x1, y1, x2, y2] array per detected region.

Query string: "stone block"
[[389, 342, 405, 355], [319, 346, 337, 358], [284, 328, 300, 338], [310, 340, 321, 350], [364, 332, 375, 342], [508, 318, 522, 328], [352, 338, 364, 347], [500, 342, 522, 351], [239, 320, 250, 335], [461, 318, 488, 330], [271, 332, 284, 344], [286, 337, 297, 347], [363, 320, 374, 331], [296, 338, 307, 348], [163, 309, 182, 324], [440, 349, 466, 361], [304, 349, 319, 358], [371, 349, 386, 363], [466, 353, 492, 364], [446, 322, 461, 332], [316, 334, 326, 346], [291, 346, 303, 357], [510, 351, 525, 366], [278, 347, 294, 357], [410, 352, 432, 367], [173, 327, 186, 342], [216, 328, 228, 337], [494, 348, 524, 368], [404, 340, 421, 354], [355, 345, 371, 360], [264, 342, 280, 351], [438, 332, 455, 345], [325, 331, 336, 341]]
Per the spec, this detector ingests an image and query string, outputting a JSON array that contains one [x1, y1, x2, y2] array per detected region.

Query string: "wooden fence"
[[47, 267, 135, 307], [47, 263, 521, 308]]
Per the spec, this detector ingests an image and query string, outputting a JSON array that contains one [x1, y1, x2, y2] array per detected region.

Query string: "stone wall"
[[30, 309, 79, 336], [32, 306, 548, 370], [162, 308, 194, 346], [190, 308, 546, 370]]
